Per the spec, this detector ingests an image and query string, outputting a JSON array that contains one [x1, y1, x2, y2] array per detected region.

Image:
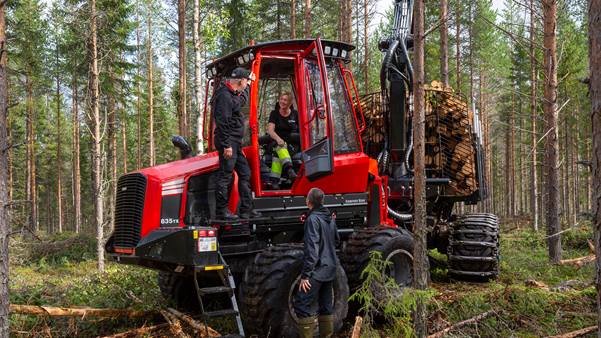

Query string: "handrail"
[[342, 68, 366, 134]]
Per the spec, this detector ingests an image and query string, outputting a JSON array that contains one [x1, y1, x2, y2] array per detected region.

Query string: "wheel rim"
[[384, 249, 413, 286], [287, 274, 337, 324], [288, 275, 302, 323]]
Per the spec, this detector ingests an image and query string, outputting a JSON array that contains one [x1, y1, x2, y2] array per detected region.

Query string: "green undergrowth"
[[427, 225, 596, 338], [9, 232, 163, 337], [8, 225, 598, 337], [352, 223, 597, 338]]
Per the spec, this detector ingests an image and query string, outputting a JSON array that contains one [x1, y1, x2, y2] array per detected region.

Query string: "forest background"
[[5, 0, 592, 248]]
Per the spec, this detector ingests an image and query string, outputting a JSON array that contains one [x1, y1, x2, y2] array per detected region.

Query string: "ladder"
[[193, 252, 244, 337]]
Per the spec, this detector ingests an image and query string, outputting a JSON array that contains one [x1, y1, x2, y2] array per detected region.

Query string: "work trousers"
[[270, 144, 292, 179], [215, 144, 253, 215], [293, 278, 334, 318]]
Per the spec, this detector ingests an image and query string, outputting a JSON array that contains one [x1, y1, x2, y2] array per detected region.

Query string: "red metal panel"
[[291, 152, 370, 195]]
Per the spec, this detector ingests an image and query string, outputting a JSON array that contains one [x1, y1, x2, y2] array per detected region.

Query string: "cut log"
[[427, 310, 495, 338], [101, 323, 169, 338], [166, 307, 221, 337], [525, 279, 549, 290], [545, 325, 598, 338], [559, 255, 595, 268], [10, 304, 154, 319], [159, 309, 188, 338], [587, 239, 595, 254], [351, 316, 363, 338]]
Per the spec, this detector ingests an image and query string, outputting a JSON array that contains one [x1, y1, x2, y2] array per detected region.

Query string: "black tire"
[[239, 244, 349, 338], [447, 213, 499, 282], [157, 271, 199, 311], [341, 227, 415, 290]]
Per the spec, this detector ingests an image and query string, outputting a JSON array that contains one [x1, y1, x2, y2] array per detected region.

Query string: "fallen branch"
[[545, 325, 598, 338], [559, 255, 595, 269], [101, 323, 169, 338], [351, 316, 363, 338], [428, 310, 495, 338], [587, 239, 595, 254], [166, 307, 220, 337], [10, 304, 154, 319], [159, 309, 188, 338]]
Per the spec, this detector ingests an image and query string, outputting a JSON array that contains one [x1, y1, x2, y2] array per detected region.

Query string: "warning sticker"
[[198, 237, 217, 252]]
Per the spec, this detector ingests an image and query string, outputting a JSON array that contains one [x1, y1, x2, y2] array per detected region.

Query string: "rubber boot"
[[297, 316, 317, 338], [318, 315, 334, 338]]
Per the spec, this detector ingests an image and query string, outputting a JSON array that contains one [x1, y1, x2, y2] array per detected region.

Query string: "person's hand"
[[299, 278, 311, 293], [248, 71, 256, 82], [277, 138, 286, 147], [223, 147, 233, 159]]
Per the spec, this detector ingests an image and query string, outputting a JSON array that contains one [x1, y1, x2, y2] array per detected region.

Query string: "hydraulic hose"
[[387, 206, 413, 221], [405, 123, 414, 173], [398, 39, 414, 92], [380, 39, 400, 95]]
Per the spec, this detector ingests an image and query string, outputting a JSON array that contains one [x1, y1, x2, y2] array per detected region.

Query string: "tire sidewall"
[[241, 249, 349, 337]]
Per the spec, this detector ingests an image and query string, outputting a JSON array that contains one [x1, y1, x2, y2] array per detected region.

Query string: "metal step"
[[194, 252, 245, 337], [203, 309, 239, 318], [197, 286, 233, 295]]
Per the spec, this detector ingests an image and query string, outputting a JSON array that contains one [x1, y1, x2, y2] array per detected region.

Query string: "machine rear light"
[[197, 229, 216, 237]]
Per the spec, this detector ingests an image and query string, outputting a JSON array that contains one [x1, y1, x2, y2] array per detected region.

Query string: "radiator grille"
[[114, 173, 147, 249]]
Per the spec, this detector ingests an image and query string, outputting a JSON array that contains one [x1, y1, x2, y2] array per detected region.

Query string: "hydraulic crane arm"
[[378, 0, 414, 177]]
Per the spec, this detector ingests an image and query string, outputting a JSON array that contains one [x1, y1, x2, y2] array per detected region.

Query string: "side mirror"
[[172, 135, 195, 159]]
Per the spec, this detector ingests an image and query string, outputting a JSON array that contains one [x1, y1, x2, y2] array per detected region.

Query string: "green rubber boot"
[[318, 315, 334, 338], [297, 316, 317, 338]]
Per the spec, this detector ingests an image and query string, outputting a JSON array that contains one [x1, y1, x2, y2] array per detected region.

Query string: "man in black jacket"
[[294, 188, 339, 338], [212, 67, 260, 220]]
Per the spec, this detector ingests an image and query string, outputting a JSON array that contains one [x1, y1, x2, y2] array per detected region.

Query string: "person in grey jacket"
[[294, 187, 339, 338]]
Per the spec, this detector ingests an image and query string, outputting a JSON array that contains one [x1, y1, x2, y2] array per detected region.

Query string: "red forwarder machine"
[[106, 1, 499, 336]]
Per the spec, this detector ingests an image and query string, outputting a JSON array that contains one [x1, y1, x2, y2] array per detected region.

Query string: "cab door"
[[300, 38, 335, 181]]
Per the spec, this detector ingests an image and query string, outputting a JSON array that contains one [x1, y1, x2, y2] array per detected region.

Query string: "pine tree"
[[0, 1, 9, 334], [542, 0, 561, 263]]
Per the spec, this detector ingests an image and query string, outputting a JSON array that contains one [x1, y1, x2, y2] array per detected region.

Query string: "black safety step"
[[204, 309, 239, 318], [197, 286, 233, 295]]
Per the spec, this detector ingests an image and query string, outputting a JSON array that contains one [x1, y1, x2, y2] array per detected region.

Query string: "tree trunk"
[[194, 0, 204, 154], [55, 45, 63, 233], [121, 105, 128, 175], [530, 0, 539, 230], [0, 2, 10, 334], [108, 73, 117, 235], [90, 0, 105, 272], [363, 0, 369, 93], [440, 0, 449, 86], [413, 0, 429, 336], [148, 15, 155, 166], [72, 76, 81, 233], [589, 0, 601, 333], [26, 74, 37, 232], [304, 0, 311, 38], [455, 0, 461, 92], [291, 0, 296, 38], [543, 0, 561, 263], [468, 1, 474, 104], [6, 108, 10, 203], [178, 0, 188, 139], [136, 6, 142, 170]]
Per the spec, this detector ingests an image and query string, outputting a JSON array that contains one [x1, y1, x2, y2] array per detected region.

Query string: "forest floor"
[[7, 221, 597, 337]]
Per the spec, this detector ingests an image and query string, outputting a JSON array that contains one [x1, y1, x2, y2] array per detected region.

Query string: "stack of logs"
[[358, 81, 478, 197], [425, 81, 477, 197], [357, 91, 386, 158]]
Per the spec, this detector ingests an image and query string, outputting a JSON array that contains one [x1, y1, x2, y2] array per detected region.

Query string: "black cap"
[[230, 67, 251, 79]]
